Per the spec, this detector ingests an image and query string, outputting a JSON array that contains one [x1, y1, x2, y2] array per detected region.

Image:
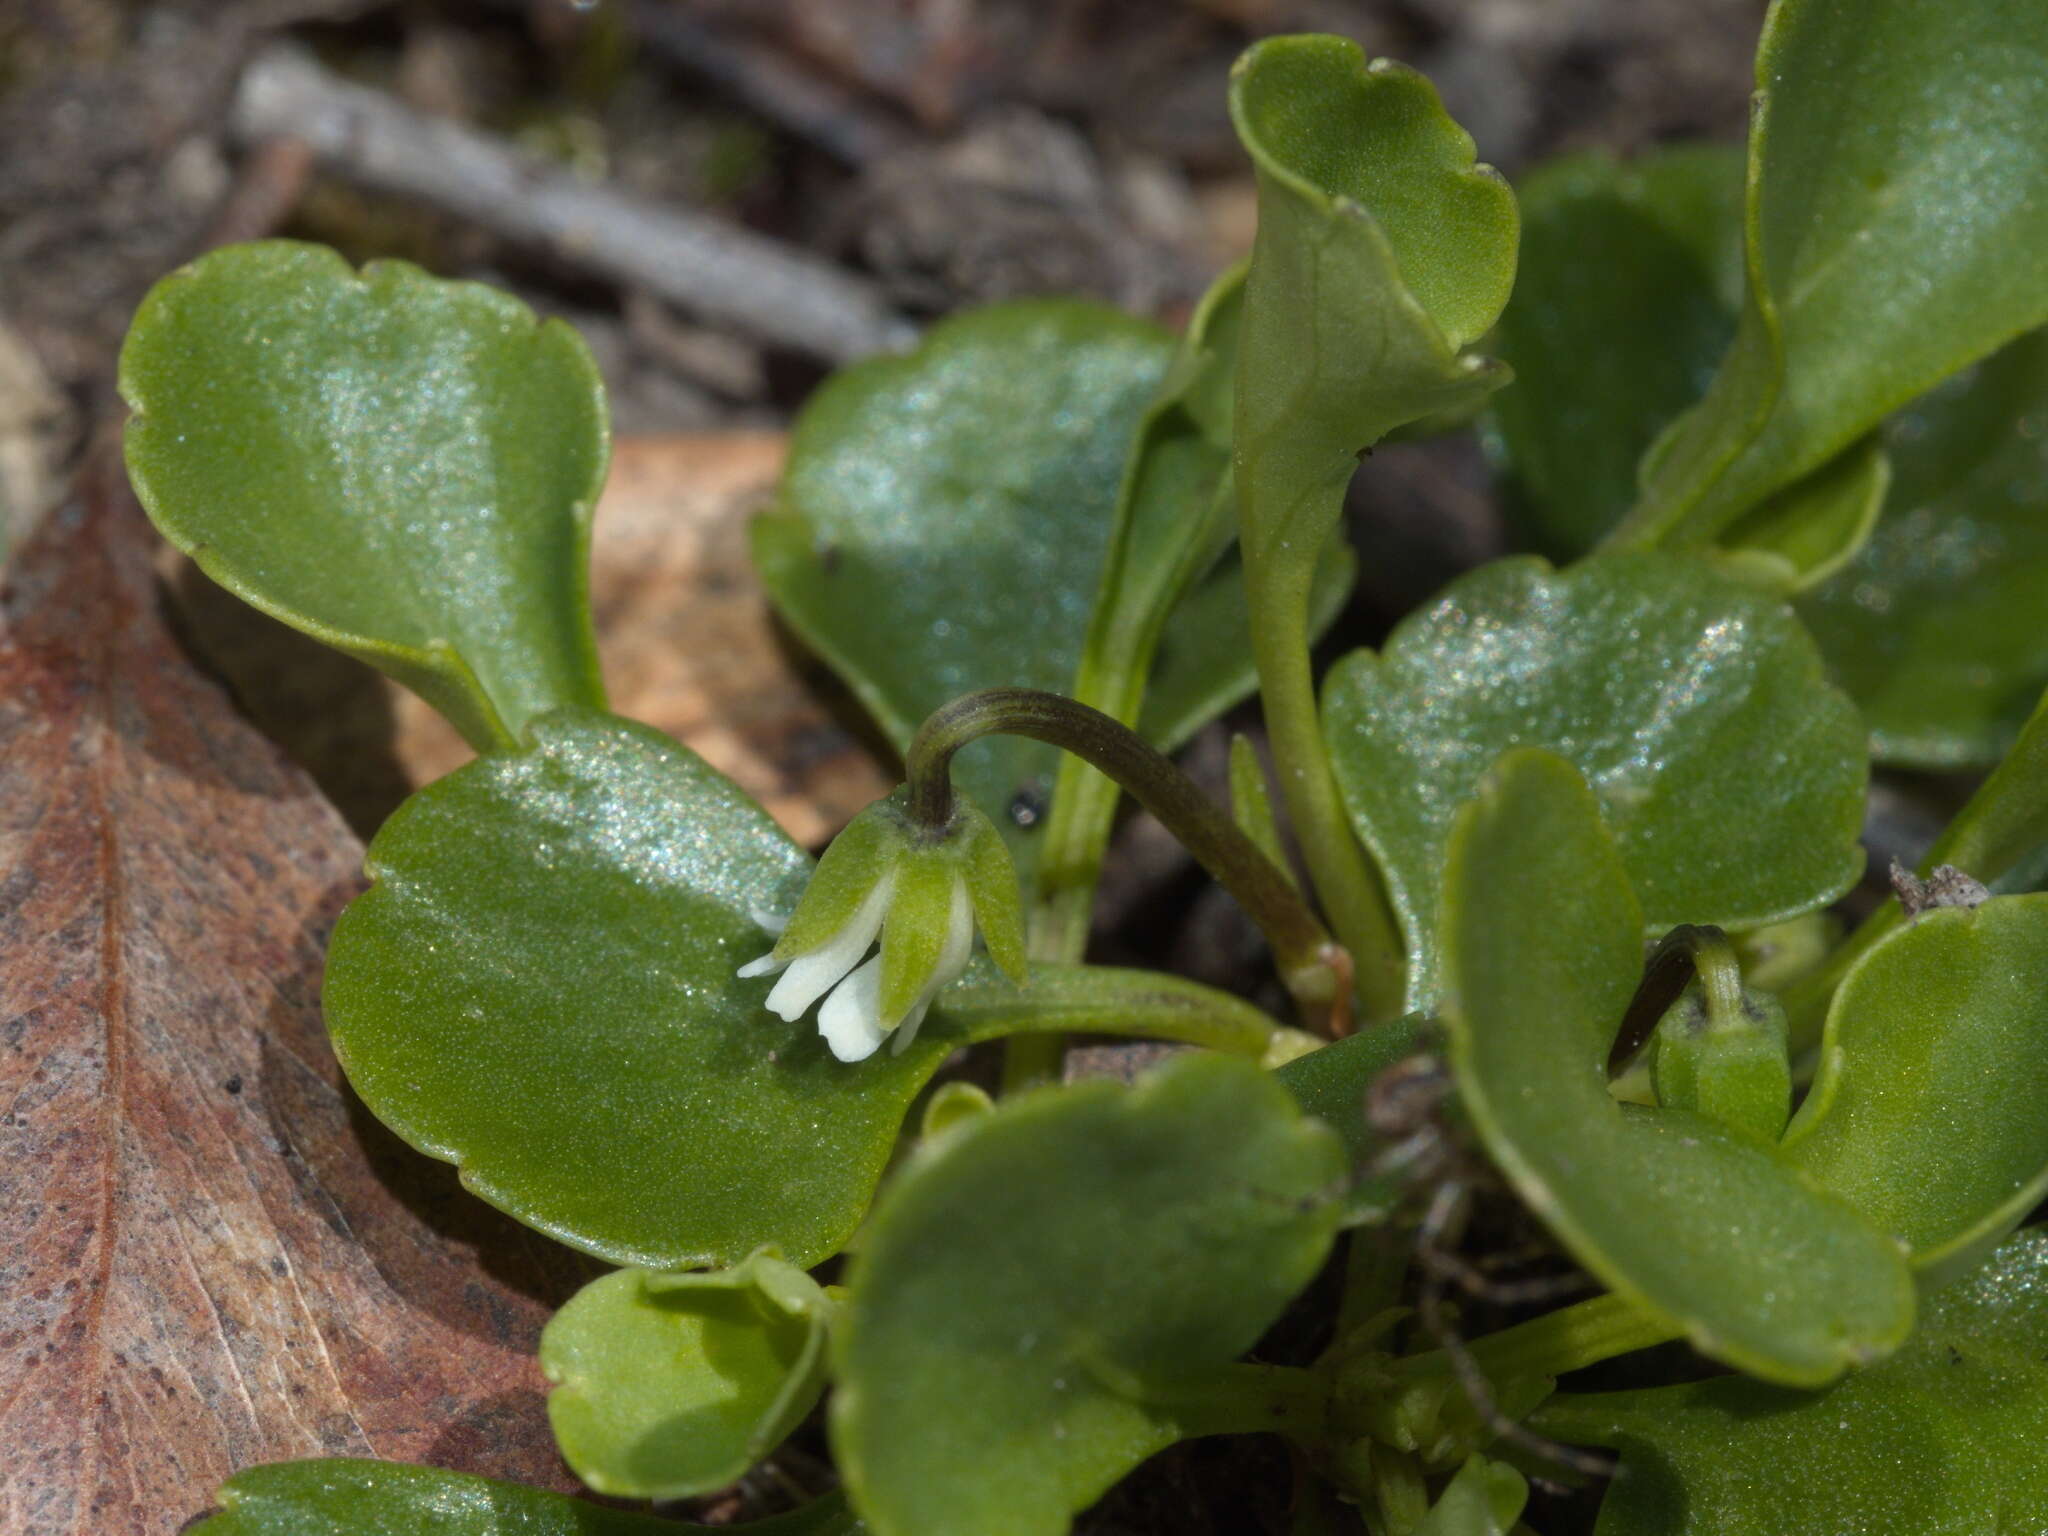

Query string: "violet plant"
[[118, 1, 2048, 1531]]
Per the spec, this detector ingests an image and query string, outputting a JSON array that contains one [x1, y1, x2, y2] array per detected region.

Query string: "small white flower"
[[737, 793, 1026, 1063]]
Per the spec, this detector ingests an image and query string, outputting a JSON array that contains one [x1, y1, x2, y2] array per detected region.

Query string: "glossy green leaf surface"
[[121, 241, 607, 751], [326, 709, 1294, 1268], [1783, 896, 2048, 1282], [189, 1460, 863, 1535], [1486, 144, 1744, 560], [1325, 553, 1867, 1008], [1797, 331, 2048, 767], [1229, 32, 1516, 593], [1620, 0, 2048, 551], [832, 1054, 1345, 1536], [541, 1251, 833, 1499], [1441, 750, 1913, 1385], [1538, 1229, 2048, 1536]]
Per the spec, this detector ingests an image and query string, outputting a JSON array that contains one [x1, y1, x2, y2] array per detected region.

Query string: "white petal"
[[736, 952, 784, 980], [889, 998, 933, 1056], [761, 869, 896, 1021], [924, 873, 976, 998], [817, 955, 888, 1062], [748, 902, 790, 936]]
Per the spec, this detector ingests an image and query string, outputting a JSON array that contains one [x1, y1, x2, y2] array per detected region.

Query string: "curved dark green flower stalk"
[[905, 687, 1353, 1035]]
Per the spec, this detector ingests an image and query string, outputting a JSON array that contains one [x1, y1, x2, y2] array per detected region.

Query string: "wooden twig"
[[624, 4, 912, 168], [230, 44, 917, 363], [200, 135, 315, 251]]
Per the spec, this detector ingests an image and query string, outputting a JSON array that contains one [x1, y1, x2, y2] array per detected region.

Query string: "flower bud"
[[738, 792, 1027, 1062], [1650, 976, 1791, 1144]]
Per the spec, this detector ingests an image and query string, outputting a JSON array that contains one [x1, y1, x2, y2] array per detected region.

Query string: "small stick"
[[625, 3, 911, 168], [1414, 1182, 1616, 1482], [199, 136, 314, 251], [229, 44, 918, 363]]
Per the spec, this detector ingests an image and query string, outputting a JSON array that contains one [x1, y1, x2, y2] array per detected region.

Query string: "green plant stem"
[[942, 965, 1307, 1062], [1152, 1362, 1330, 1441], [908, 688, 1350, 1034], [1243, 551, 1406, 1021], [1389, 1293, 1681, 1385]]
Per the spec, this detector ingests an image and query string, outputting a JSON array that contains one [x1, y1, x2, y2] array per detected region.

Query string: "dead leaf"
[[389, 431, 892, 846], [0, 446, 593, 1536]]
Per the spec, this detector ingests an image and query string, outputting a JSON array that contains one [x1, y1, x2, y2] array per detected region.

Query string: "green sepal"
[[120, 240, 609, 751], [955, 802, 1029, 983], [878, 854, 958, 1028], [1650, 979, 1791, 1146], [541, 1248, 834, 1500], [919, 1081, 996, 1141], [772, 800, 901, 963]]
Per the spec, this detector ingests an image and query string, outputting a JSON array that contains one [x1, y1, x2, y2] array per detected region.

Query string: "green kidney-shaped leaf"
[[832, 1053, 1345, 1536], [1441, 749, 1912, 1386], [1486, 144, 1745, 560], [1797, 330, 2048, 768], [1620, 0, 2048, 551], [1325, 553, 1867, 1008], [121, 240, 608, 751], [542, 1250, 834, 1499], [326, 709, 1290, 1267], [1782, 896, 2048, 1285], [1537, 1228, 2048, 1536], [189, 1460, 863, 1535], [1228, 30, 1517, 618]]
